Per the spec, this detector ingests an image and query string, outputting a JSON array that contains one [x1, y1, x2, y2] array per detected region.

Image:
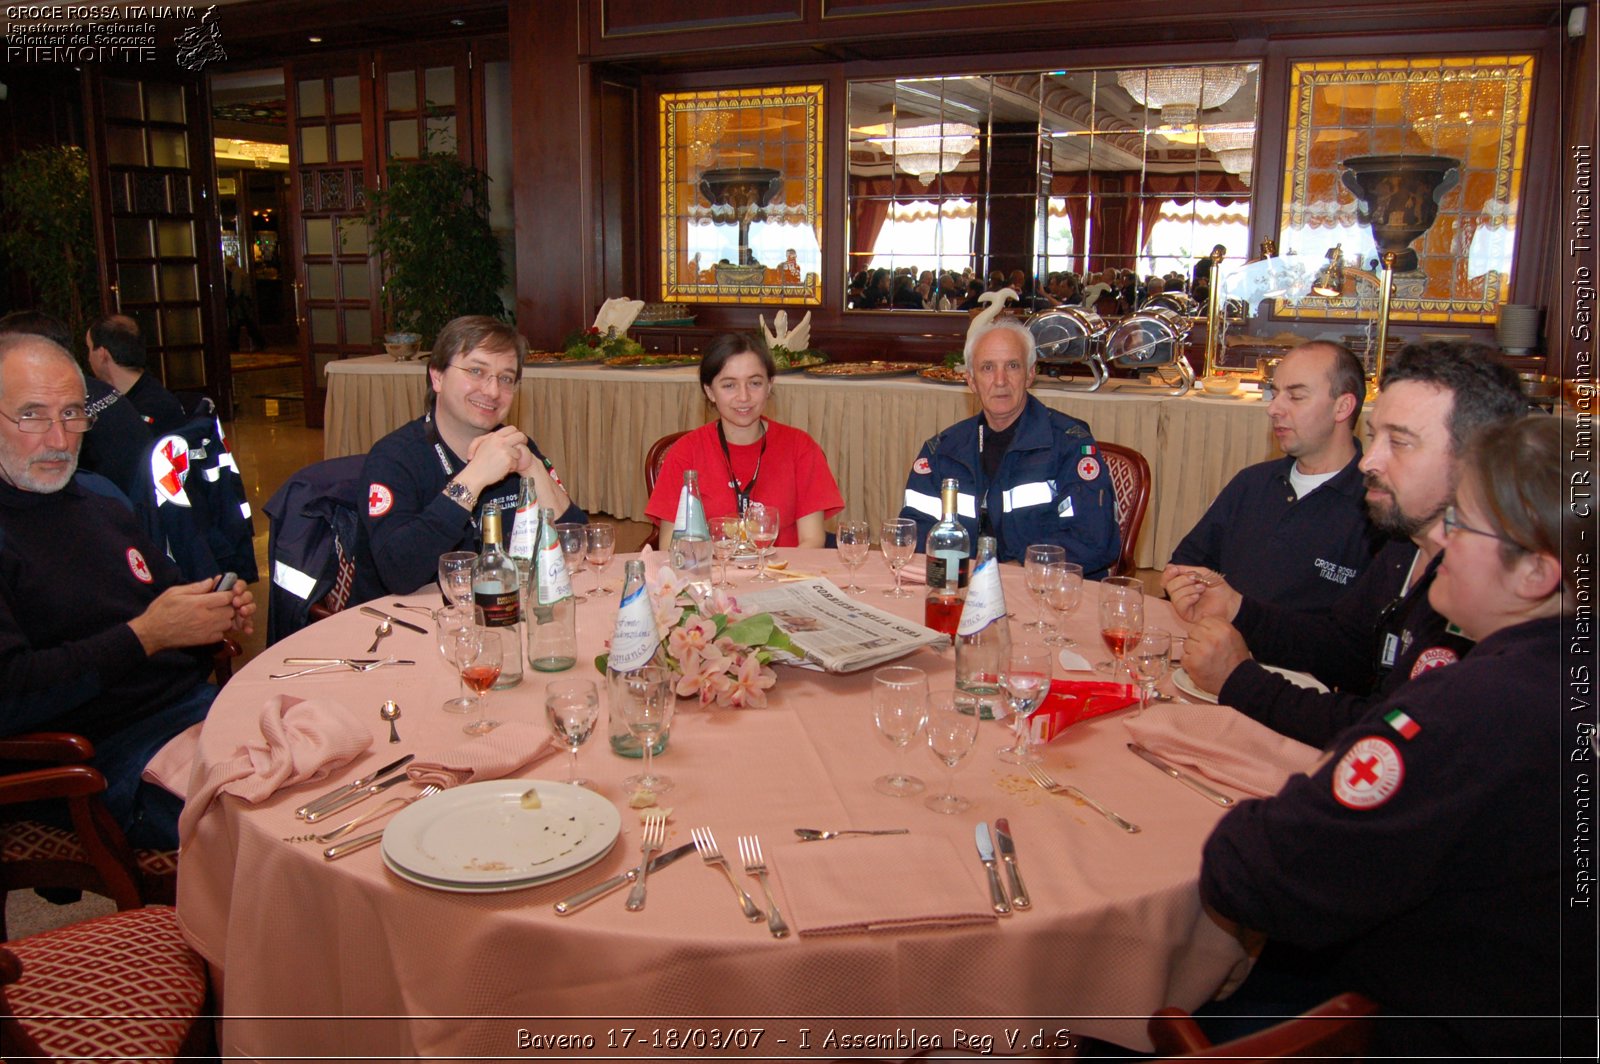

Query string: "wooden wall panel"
[[600, 0, 803, 38]]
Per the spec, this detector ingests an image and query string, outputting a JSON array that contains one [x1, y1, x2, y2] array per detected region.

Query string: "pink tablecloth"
[[178, 550, 1311, 1057]]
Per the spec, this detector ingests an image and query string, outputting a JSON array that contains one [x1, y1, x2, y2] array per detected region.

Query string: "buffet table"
[[173, 551, 1300, 1058], [323, 357, 1281, 569]]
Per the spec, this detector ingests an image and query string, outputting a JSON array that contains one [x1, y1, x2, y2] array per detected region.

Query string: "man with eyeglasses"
[[353, 315, 583, 601], [1169, 341, 1527, 747], [0, 333, 254, 849]]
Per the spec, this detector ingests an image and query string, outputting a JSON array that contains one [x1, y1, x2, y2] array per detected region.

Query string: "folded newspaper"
[[735, 578, 947, 673]]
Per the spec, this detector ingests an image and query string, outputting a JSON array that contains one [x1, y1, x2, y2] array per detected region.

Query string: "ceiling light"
[[307, 35, 323, 43], [1202, 123, 1256, 186], [868, 122, 979, 186], [1117, 66, 1248, 127]]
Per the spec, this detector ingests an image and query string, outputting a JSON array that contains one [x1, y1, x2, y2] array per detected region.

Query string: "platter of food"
[[918, 365, 968, 385], [524, 351, 605, 367], [804, 361, 924, 379], [602, 354, 702, 369], [771, 349, 829, 374]]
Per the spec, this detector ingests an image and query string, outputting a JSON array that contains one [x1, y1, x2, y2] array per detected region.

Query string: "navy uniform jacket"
[[79, 377, 151, 500], [352, 413, 585, 602], [1201, 615, 1562, 1057], [1168, 449, 1378, 610], [124, 372, 187, 437], [899, 395, 1120, 576]]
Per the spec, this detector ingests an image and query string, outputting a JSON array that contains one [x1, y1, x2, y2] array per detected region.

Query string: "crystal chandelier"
[[871, 122, 979, 186], [1117, 66, 1248, 127], [1202, 124, 1256, 186]]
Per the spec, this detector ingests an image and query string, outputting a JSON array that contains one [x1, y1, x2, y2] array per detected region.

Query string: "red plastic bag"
[[1028, 680, 1138, 742]]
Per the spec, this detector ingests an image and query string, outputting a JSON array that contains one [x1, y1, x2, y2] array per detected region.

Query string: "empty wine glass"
[[997, 641, 1053, 764], [619, 666, 676, 796], [585, 523, 616, 596], [746, 504, 780, 582], [434, 604, 485, 713], [836, 519, 871, 594], [880, 517, 916, 598], [872, 665, 928, 796], [924, 689, 979, 814], [455, 624, 503, 736], [437, 551, 477, 607], [1128, 627, 1172, 716], [710, 515, 741, 589], [1096, 576, 1146, 679], [1042, 561, 1084, 647], [555, 522, 588, 603], [545, 678, 600, 787], [1023, 544, 1066, 631]]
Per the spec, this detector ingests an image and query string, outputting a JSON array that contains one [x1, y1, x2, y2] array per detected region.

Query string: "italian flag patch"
[[1384, 708, 1421, 740]]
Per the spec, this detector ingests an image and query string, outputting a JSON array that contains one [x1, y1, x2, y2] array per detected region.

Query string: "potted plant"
[[0, 146, 98, 343]]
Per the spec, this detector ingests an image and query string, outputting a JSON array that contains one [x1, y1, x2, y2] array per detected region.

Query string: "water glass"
[[880, 517, 916, 598], [924, 690, 978, 814], [746, 504, 780, 581], [1023, 544, 1066, 631], [1096, 576, 1146, 678], [437, 551, 477, 607], [872, 665, 928, 796], [711, 515, 741, 589], [434, 604, 485, 713], [997, 641, 1053, 764], [555, 523, 588, 603], [1042, 561, 1084, 647], [1128, 627, 1172, 716], [545, 678, 600, 787], [618, 666, 676, 796], [585, 523, 616, 595], [836, 519, 871, 594]]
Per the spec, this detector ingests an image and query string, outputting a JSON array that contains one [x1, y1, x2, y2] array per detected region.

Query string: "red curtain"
[[848, 173, 985, 262]]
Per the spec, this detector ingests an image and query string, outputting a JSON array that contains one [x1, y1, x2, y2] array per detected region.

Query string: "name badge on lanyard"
[[1380, 632, 1400, 668]]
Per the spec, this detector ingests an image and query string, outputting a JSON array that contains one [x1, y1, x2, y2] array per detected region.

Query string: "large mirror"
[[846, 65, 1259, 314]]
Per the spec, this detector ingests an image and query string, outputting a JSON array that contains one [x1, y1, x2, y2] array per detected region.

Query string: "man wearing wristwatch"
[[351, 316, 584, 602]]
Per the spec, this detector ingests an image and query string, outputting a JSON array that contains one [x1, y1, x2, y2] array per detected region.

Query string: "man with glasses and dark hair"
[[1170, 340, 1527, 747], [353, 315, 583, 600], [0, 333, 254, 849]]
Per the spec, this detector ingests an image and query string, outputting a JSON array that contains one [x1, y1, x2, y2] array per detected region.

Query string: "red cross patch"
[[367, 483, 394, 517], [1332, 736, 1404, 810], [126, 547, 153, 584], [1076, 455, 1101, 481], [1409, 646, 1459, 678], [150, 434, 191, 506], [913, 457, 932, 475]]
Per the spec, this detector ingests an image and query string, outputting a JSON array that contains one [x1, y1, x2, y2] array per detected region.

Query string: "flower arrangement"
[[562, 325, 644, 361], [596, 566, 794, 708]]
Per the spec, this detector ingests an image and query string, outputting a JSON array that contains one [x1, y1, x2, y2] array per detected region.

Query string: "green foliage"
[[365, 150, 507, 347], [0, 146, 98, 342]]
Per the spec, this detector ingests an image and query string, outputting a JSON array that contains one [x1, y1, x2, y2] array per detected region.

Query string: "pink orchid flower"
[[718, 652, 777, 709]]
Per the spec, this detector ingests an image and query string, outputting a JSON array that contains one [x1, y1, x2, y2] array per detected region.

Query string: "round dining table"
[[176, 549, 1279, 1058]]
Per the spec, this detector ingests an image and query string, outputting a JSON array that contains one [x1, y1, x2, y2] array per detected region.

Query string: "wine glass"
[[545, 678, 600, 787], [433, 604, 485, 713], [555, 523, 588, 603], [585, 523, 616, 596], [879, 517, 916, 598], [997, 641, 1053, 764], [619, 666, 675, 796], [924, 689, 979, 814], [1096, 576, 1146, 679], [1128, 628, 1172, 716], [1042, 561, 1084, 647], [746, 503, 780, 582], [437, 551, 477, 607], [836, 519, 871, 594], [710, 515, 741, 589], [1023, 545, 1066, 631], [455, 625, 503, 736], [872, 665, 928, 796]]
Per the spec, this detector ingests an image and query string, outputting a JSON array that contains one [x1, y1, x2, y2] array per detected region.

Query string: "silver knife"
[[553, 843, 697, 915], [359, 605, 429, 634], [974, 822, 1011, 915], [304, 771, 410, 822], [295, 754, 415, 818], [1127, 743, 1236, 807], [993, 818, 1030, 910], [324, 828, 385, 860]]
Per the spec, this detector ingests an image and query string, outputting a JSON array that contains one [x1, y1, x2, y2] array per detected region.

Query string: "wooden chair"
[[643, 430, 690, 549], [1148, 991, 1379, 1060], [1, 905, 214, 1060], [1100, 441, 1151, 577]]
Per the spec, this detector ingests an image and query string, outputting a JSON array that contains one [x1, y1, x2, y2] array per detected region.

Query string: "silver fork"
[[284, 783, 441, 844], [737, 835, 789, 939], [691, 827, 763, 922], [624, 816, 666, 912], [269, 658, 393, 680], [1026, 763, 1141, 834]]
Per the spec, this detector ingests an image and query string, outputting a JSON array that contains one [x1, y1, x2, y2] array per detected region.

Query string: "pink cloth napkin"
[[774, 834, 996, 936], [405, 724, 561, 789], [173, 695, 372, 847], [1123, 703, 1321, 798]]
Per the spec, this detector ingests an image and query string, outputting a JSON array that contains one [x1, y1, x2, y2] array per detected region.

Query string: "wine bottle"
[[606, 559, 668, 758], [527, 506, 577, 672], [955, 534, 1010, 717], [924, 477, 970, 640], [669, 469, 713, 583], [472, 502, 523, 688]]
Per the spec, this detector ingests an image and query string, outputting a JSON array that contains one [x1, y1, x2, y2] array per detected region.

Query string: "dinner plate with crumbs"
[[381, 779, 621, 887], [1172, 665, 1329, 705], [805, 361, 924, 379], [380, 844, 615, 894]]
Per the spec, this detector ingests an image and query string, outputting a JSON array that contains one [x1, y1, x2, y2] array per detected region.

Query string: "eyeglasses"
[[1442, 505, 1519, 547], [0, 409, 96, 434], [447, 363, 518, 390]]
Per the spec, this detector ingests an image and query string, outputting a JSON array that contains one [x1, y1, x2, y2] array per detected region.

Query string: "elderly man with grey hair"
[[898, 316, 1120, 574]]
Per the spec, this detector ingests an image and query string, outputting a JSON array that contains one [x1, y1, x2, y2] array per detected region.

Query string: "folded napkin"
[[406, 723, 561, 789], [1123, 702, 1320, 798], [774, 834, 996, 936], [173, 695, 372, 846]]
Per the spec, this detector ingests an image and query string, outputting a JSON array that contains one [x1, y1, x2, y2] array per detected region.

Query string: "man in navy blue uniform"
[[1163, 341, 1378, 610], [352, 316, 583, 601], [86, 314, 186, 437], [1171, 341, 1526, 748], [0, 334, 254, 849], [898, 318, 1119, 576]]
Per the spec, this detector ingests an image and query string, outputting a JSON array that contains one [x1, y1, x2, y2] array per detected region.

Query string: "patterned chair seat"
[[2, 905, 212, 1060]]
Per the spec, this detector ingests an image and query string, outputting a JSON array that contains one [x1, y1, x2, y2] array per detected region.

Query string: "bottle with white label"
[[669, 469, 713, 582], [472, 503, 523, 688], [924, 478, 970, 641], [527, 506, 577, 672], [506, 477, 537, 593], [955, 534, 1010, 717], [606, 559, 668, 758]]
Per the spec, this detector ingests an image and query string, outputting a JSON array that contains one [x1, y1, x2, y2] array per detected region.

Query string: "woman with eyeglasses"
[[352, 315, 584, 600], [1195, 414, 1577, 1057]]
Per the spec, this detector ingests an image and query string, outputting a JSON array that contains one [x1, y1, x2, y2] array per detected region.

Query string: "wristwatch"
[[443, 479, 477, 509]]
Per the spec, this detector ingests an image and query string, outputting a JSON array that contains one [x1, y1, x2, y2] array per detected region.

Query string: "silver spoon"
[[380, 700, 402, 743], [794, 828, 910, 841], [367, 619, 393, 654]]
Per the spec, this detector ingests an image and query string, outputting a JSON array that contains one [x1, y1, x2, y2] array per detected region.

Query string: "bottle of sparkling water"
[[472, 503, 523, 688], [669, 469, 713, 582], [955, 534, 1010, 718], [607, 559, 668, 758], [506, 478, 537, 601], [527, 506, 577, 672]]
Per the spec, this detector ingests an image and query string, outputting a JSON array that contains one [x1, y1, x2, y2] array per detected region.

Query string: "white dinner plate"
[[381, 842, 616, 894], [381, 779, 622, 887], [1172, 664, 1330, 704]]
